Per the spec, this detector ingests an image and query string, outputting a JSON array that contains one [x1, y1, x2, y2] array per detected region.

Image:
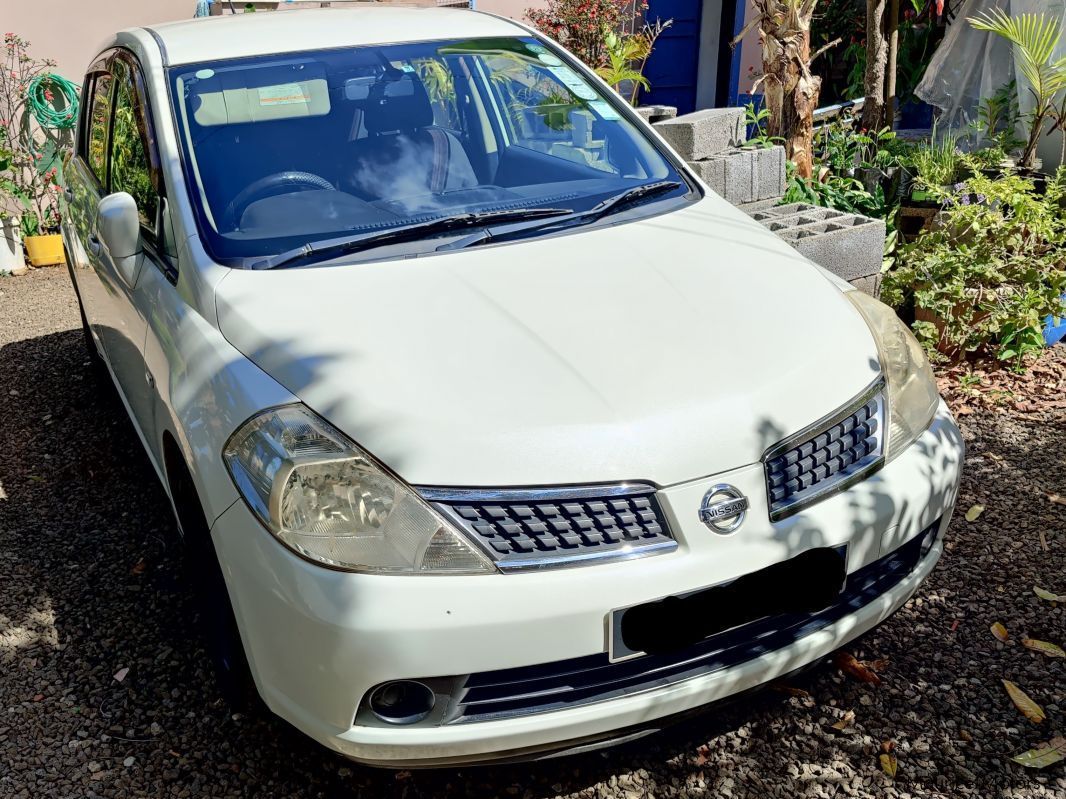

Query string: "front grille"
[[764, 379, 886, 520], [446, 518, 940, 723], [424, 485, 675, 572]]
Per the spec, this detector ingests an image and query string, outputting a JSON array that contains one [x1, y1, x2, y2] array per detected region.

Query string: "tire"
[[168, 456, 256, 708]]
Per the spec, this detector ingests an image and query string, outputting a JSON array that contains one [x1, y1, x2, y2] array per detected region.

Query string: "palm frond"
[[970, 10, 1065, 102]]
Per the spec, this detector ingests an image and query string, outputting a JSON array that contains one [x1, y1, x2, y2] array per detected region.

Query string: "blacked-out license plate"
[[608, 546, 847, 661]]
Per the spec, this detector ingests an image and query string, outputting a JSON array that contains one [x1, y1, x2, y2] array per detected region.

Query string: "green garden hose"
[[26, 74, 80, 130]]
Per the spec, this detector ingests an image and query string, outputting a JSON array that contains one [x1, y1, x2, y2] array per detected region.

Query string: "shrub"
[[0, 33, 63, 236], [526, 0, 645, 67], [882, 171, 1066, 366]]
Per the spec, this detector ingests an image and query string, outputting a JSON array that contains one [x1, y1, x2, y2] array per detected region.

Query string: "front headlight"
[[223, 405, 495, 574], [847, 291, 940, 462]]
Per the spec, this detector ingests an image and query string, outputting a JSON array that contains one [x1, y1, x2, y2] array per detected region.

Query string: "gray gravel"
[[1, 267, 1063, 798]]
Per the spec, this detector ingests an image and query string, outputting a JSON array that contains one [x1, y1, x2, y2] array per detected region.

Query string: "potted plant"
[[0, 33, 66, 268], [883, 170, 1066, 366]]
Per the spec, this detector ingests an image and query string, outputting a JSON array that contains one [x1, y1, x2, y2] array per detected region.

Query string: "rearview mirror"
[[97, 192, 144, 287]]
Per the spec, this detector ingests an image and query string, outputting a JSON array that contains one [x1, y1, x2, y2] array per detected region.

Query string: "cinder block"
[[689, 148, 755, 203], [634, 104, 677, 124], [736, 197, 782, 215], [777, 216, 887, 282], [741, 201, 886, 290], [687, 158, 727, 196], [718, 149, 755, 204], [753, 145, 786, 201], [654, 108, 745, 160]]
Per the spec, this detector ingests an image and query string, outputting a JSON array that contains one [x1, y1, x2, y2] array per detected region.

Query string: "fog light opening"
[[920, 524, 941, 559], [368, 680, 435, 725]]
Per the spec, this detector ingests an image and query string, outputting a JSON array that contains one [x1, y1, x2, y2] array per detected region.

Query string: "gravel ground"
[[1, 267, 1063, 799]]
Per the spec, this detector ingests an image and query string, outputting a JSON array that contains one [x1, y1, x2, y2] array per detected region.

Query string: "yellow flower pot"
[[23, 233, 65, 267]]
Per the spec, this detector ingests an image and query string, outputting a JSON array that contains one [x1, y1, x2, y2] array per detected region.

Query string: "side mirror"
[[97, 192, 144, 287]]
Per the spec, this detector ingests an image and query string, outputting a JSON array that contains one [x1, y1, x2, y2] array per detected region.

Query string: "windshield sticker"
[[546, 66, 597, 100], [257, 83, 310, 107], [195, 68, 215, 80], [589, 100, 621, 120], [537, 52, 563, 67]]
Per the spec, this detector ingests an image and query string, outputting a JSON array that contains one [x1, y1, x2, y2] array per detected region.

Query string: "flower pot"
[[0, 217, 27, 275], [1014, 167, 1049, 195], [23, 233, 64, 267], [854, 166, 883, 196]]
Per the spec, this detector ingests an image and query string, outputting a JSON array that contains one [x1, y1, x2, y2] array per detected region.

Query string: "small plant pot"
[[23, 233, 64, 267], [0, 217, 27, 275], [854, 166, 883, 196], [902, 189, 942, 210], [1014, 167, 1049, 195]]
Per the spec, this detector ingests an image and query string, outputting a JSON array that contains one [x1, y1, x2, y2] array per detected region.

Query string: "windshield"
[[167, 36, 694, 266]]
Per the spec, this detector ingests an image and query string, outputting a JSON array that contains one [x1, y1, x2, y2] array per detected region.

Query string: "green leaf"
[[1011, 737, 1066, 768]]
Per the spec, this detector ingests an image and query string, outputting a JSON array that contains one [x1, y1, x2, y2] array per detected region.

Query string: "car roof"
[[140, 8, 528, 66]]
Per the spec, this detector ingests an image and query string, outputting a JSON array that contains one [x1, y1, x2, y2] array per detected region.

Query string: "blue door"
[[641, 0, 704, 113]]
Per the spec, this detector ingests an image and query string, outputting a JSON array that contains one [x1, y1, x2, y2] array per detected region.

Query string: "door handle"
[[88, 235, 102, 257]]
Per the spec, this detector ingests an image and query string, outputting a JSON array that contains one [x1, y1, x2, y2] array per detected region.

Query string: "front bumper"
[[210, 402, 964, 766]]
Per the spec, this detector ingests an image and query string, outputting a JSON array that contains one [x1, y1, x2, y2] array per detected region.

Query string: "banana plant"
[[969, 9, 1066, 169]]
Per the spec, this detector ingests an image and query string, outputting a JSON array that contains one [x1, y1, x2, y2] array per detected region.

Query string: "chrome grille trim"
[[417, 483, 677, 572], [763, 376, 887, 521]]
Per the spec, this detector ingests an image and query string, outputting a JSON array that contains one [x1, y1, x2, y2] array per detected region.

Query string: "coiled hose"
[[26, 74, 80, 130]]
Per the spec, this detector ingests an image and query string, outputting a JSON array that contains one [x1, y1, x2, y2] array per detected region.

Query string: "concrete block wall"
[[687, 147, 786, 204], [653, 108, 746, 160], [650, 109, 883, 295], [743, 202, 887, 294], [650, 109, 784, 204]]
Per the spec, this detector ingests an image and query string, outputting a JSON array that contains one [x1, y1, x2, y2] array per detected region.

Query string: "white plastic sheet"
[[916, 0, 1066, 164]]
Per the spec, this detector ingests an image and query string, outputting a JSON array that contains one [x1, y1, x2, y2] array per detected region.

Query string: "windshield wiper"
[[440, 180, 685, 252], [578, 180, 683, 222], [251, 207, 573, 270]]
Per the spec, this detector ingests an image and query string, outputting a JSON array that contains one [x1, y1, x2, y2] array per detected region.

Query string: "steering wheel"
[[223, 171, 336, 231]]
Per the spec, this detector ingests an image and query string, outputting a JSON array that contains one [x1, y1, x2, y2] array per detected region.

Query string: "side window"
[[86, 73, 113, 183], [110, 60, 159, 233]]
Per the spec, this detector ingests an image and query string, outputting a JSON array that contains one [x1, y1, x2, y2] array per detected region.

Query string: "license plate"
[[608, 546, 848, 662]]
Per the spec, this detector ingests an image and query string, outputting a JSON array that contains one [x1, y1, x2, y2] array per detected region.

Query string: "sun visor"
[[189, 63, 331, 126]]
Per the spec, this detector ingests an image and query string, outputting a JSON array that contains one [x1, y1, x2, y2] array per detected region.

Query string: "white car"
[[62, 7, 964, 766]]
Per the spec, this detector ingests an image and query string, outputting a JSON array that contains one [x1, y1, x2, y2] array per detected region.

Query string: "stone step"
[[652, 107, 746, 160], [687, 146, 785, 205], [743, 202, 886, 296]]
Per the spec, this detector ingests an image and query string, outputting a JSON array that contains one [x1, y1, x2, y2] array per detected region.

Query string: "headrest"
[[364, 74, 433, 135]]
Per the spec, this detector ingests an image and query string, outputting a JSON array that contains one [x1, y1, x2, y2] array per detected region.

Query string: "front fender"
[[140, 250, 295, 524]]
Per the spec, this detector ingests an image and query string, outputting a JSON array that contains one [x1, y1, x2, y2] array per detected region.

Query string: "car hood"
[[214, 195, 881, 488]]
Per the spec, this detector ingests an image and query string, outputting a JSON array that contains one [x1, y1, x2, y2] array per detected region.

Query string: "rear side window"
[[86, 74, 113, 183], [110, 59, 159, 233]]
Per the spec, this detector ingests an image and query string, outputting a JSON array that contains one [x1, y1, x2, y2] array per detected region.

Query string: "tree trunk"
[[885, 0, 899, 126], [862, 0, 888, 130], [757, 2, 822, 178]]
